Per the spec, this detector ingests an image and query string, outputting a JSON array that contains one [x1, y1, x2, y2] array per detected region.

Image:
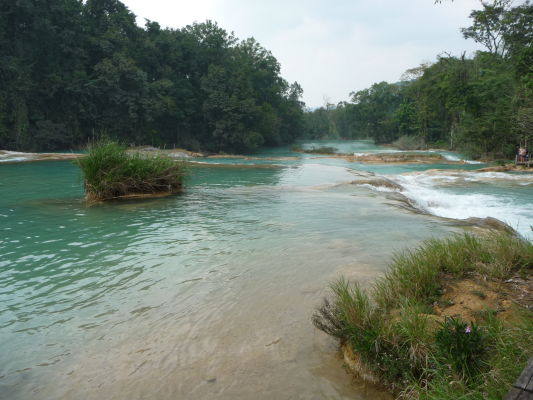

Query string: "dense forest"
[[304, 0, 533, 159], [0, 0, 305, 153], [1, 0, 531, 157]]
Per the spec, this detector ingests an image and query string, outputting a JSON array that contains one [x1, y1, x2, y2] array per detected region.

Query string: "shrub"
[[75, 140, 185, 201], [435, 317, 486, 377]]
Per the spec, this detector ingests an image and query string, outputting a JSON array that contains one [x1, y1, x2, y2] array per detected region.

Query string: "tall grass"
[[313, 232, 533, 398], [75, 140, 185, 201], [374, 233, 532, 310], [410, 313, 533, 400]]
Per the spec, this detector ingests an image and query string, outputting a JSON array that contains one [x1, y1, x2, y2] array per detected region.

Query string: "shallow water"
[[1, 141, 531, 399]]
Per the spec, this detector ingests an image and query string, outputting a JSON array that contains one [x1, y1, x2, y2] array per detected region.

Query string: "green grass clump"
[[75, 140, 185, 201], [374, 233, 532, 310], [411, 314, 533, 400], [434, 317, 486, 377], [313, 232, 533, 398]]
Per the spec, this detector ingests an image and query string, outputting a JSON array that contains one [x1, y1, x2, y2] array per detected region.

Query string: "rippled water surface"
[[1, 141, 531, 399]]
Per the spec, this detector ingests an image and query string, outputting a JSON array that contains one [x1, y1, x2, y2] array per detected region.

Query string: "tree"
[[461, 0, 512, 57], [0, 1, 305, 152]]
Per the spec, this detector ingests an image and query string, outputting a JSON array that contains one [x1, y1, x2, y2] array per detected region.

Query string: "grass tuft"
[[313, 232, 533, 399], [75, 140, 186, 201]]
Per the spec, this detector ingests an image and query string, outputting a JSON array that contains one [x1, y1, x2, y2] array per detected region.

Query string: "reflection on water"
[[0, 142, 530, 399]]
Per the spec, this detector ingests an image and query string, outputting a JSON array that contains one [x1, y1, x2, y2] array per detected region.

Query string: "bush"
[[75, 140, 185, 201], [435, 317, 486, 377]]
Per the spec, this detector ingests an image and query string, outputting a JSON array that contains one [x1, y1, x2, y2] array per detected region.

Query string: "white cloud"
[[121, 0, 486, 107]]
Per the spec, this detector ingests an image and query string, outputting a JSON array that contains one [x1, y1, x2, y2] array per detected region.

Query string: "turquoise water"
[[1, 141, 531, 399]]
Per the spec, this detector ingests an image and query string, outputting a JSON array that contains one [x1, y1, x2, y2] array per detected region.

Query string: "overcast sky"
[[120, 0, 486, 107]]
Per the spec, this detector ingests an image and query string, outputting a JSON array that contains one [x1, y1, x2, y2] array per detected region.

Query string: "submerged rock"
[[461, 217, 516, 234], [351, 178, 403, 191]]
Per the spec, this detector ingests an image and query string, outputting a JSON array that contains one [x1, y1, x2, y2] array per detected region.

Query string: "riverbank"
[[313, 232, 533, 399]]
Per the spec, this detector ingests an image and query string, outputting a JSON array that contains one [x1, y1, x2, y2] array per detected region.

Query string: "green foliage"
[[461, 0, 511, 57], [412, 314, 533, 400], [373, 248, 441, 309], [75, 140, 185, 200], [373, 233, 532, 310], [0, 1, 305, 153], [313, 232, 533, 397], [303, 1, 533, 159], [313, 281, 433, 386], [435, 318, 486, 377]]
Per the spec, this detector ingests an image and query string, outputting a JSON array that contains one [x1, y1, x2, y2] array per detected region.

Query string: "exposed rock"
[[351, 178, 403, 191], [462, 217, 516, 234], [341, 343, 380, 384]]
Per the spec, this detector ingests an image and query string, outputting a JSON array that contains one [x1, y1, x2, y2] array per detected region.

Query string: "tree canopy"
[[303, 0, 533, 159], [0, 0, 305, 153]]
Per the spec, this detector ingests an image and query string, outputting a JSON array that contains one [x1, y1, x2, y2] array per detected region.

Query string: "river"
[[1, 140, 531, 399]]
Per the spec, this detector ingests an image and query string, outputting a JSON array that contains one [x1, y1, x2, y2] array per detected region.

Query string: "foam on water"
[[388, 171, 533, 239], [0, 151, 35, 163]]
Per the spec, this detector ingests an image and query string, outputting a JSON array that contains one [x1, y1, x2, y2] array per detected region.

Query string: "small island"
[[75, 141, 186, 202]]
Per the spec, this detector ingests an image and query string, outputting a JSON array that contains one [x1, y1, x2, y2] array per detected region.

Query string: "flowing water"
[[1, 141, 532, 400]]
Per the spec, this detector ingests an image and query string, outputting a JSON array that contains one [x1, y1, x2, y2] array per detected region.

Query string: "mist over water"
[[1, 141, 531, 399]]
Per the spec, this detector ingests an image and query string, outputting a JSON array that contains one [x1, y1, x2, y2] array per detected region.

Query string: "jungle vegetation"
[[304, 0, 533, 159], [0, 0, 305, 153], [1, 0, 531, 158]]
